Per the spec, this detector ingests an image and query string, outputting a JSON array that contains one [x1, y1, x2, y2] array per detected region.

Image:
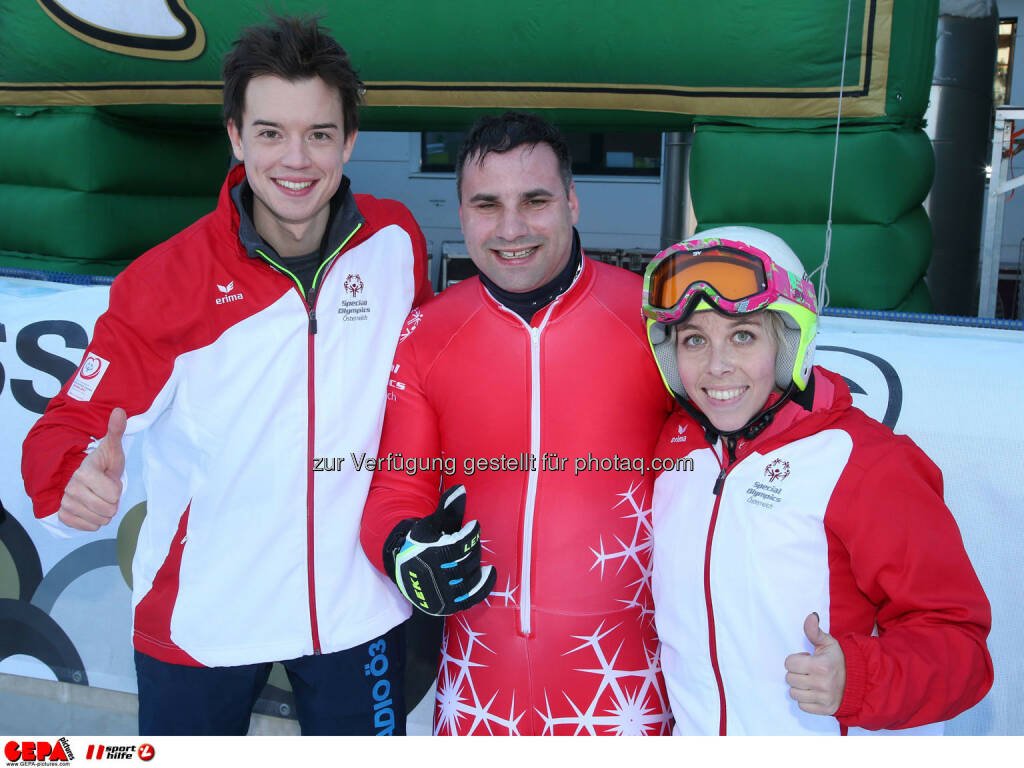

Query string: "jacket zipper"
[[487, 301, 556, 636], [255, 222, 363, 654], [519, 321, 543, 635], [481, 263, 580, 635], [706, 436, 737, 734]]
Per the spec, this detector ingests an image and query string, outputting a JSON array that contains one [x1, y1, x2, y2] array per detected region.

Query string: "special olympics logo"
[[764, 458, 791, 483], [80, 354, 103, 379], [344, 274, 364, 297]]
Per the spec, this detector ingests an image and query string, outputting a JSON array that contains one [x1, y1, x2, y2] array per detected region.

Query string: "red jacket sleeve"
[[410, 224, 433, 309], [826, 436, 993, 730], [21, 268, 178, 519], [359, 313, 443, 572], [366, 195, 432, 309]]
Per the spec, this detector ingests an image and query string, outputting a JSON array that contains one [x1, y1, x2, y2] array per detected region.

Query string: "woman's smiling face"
[[676, 310, 781, 433]]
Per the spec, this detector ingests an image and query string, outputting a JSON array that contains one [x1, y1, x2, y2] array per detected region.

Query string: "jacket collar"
[[478, 229, 595, 328], [222, 163, 365, 262], [732, 367, 852, 460]]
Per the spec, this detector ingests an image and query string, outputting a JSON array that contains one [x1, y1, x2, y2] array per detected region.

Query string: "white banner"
[[1, 276, 1021, 734], [0, 277, 141, 695]]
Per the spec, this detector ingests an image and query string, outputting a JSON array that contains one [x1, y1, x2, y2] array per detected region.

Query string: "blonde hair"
[[763, 310, 787, 350]]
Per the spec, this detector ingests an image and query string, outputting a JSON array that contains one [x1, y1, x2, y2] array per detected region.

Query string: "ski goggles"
[[642, 238, 818, 324]]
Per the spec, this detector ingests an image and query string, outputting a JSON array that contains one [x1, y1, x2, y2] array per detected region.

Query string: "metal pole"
[[660, 131, 691, 248], [925, 9, 997, 316], [979, 113, 1009, 317]]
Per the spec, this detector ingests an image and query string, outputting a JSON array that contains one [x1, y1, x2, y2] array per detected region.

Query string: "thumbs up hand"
[[58, 407, 128, 531], [784, 612, 847, 716], [384, 485, 497, 616]]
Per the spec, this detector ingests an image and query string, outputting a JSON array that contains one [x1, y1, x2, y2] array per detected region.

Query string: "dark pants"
[[135, 623, 406, 735]]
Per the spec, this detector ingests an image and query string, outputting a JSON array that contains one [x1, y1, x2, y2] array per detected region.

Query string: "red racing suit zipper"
[[486, 297, 558, 637]]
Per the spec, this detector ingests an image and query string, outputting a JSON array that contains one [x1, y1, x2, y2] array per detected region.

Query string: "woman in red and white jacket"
[[643, 226, 992, 735]]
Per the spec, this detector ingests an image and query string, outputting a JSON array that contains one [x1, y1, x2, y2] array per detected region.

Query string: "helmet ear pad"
[[775, 314, 801, 391], [647, 321, 689, 400], [767, 302, 818, 391]]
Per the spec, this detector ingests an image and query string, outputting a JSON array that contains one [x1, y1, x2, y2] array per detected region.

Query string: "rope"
[[810, 0, 854, 312]]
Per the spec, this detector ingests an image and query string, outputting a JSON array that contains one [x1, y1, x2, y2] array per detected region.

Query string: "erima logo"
[[670, 424, 689, 443], [215, 280, 244, 305]]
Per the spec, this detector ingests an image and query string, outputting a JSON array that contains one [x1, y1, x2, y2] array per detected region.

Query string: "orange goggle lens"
[[648, 248, 767, 310]]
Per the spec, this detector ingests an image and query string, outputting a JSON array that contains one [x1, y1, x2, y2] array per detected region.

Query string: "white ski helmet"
[[643, 226, 818, 403]]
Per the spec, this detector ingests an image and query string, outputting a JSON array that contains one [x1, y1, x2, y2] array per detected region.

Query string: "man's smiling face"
[[227, 75, 356, 256], [459, 142, 579, 294]]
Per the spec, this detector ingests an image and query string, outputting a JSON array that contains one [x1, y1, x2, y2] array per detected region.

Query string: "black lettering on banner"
[[0, 321, 6, 397], [818, 345, 903, 429], [11, 320, 88, 414]]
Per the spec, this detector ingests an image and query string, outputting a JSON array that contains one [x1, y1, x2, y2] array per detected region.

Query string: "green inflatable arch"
[[0, 0, 937, 309]]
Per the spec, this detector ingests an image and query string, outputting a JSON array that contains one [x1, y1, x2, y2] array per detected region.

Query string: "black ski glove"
[[383, 485, 496, 616]]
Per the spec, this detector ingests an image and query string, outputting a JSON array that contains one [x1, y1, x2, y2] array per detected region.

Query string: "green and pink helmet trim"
[[642, 237, 819, 325]]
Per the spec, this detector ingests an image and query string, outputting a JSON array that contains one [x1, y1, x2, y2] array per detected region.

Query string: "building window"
[[421, 132, 465, 171], [421, 130, 662, 177], [996, 18, 1016, 107]]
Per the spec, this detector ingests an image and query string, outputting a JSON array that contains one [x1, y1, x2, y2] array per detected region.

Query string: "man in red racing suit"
[[360, 112, 673, 735]]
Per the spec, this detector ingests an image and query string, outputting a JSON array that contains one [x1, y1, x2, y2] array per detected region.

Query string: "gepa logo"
[[4, 739, 73, 763]]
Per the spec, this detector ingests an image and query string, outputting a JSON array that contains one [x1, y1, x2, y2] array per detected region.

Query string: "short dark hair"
[[222, 14, 363, 135], [455, 111, 573, 201]]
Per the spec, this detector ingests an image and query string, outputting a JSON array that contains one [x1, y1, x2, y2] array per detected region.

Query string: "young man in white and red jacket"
[[21, 15, 430, 735], [644, 226, 992, 735], [360, 112, 674, 735]]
